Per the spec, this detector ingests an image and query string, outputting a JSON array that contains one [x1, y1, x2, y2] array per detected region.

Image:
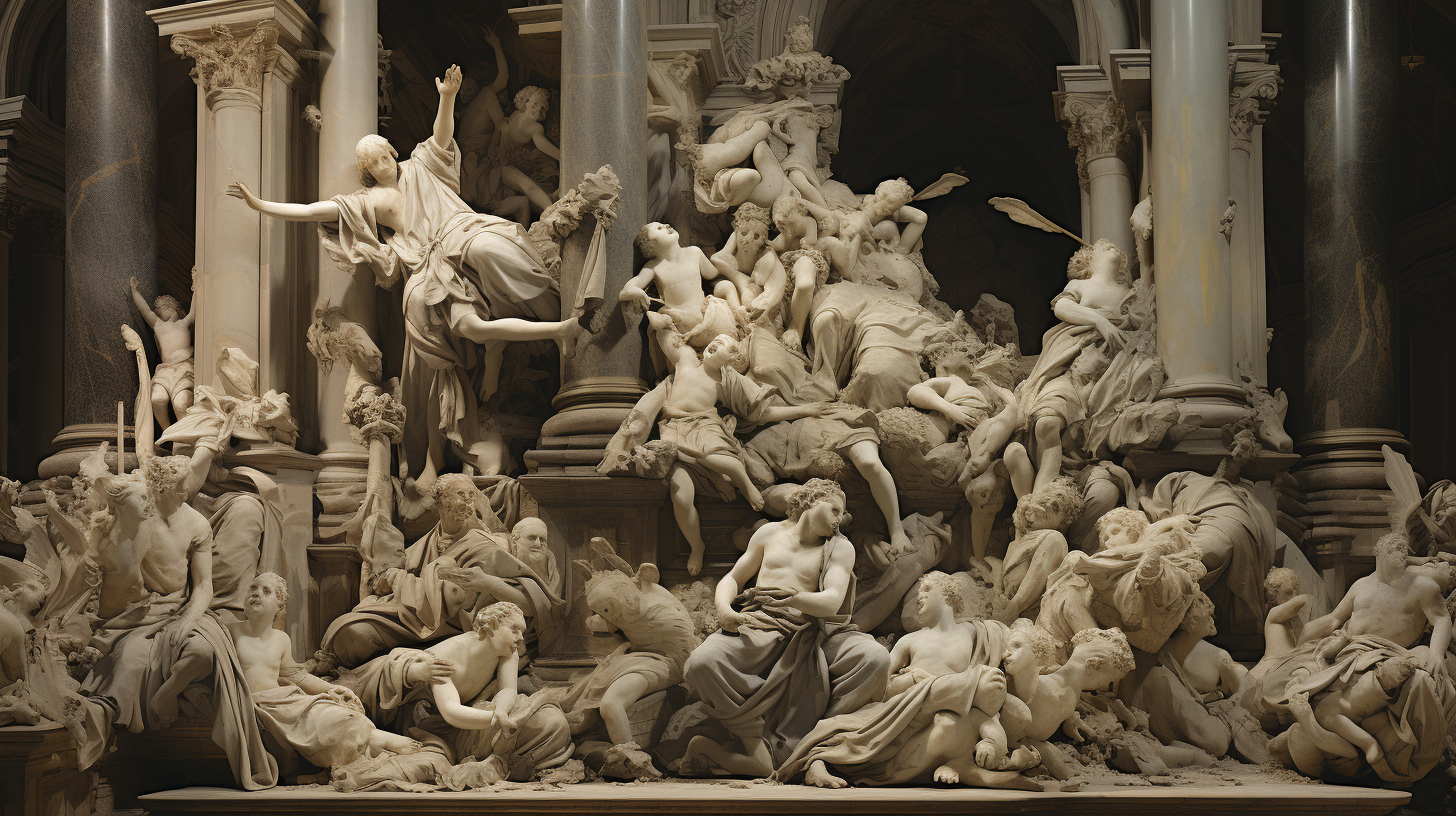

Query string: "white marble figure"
[[461, 32, 560, 225], [708, 202, 784, 324], [556, 537, 699, 773], [1000, 622, 1137, 780], [229, 64, 584, 492], [600, 320, 824, 575], [1247, 567, 1311, 682], [620, 222, 747, 350], [129, 273, 196, 430], [1005, 239, 1131, 498], [228, 573, 422, 776], [991, 476, 1082, 624], [682, 479, 890, 777], [507, 517, 561, 598], [776, 572, 1038, 790]]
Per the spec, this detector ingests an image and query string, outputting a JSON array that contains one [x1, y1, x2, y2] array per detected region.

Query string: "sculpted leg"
[[845, 440, 910, 557], [598, 672, 656, 747], [823, 630, 890, 717], [964, 467, 1008, 566], [700, 453, 764, 512], [151, 632, 215, 729], [668, 466, 707, 576], [501, 165, 555, 214], [151, 384, 173, 430], [1032, 416, 1065, 494], [1003, 442, 1034, 502]]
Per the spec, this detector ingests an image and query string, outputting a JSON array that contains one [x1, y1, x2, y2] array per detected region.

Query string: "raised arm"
[[229, 182, 340, 222], [182, 271, 198, 328], [129, 277, 159, 327], [433, 65, 463, 150], [1417, 580, 1451, 678]]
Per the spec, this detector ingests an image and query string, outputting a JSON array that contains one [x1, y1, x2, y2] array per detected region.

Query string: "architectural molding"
[[1229, 48, 1281, 148], [1059, 90, 1133, 186], [171, 21, 280, 102]]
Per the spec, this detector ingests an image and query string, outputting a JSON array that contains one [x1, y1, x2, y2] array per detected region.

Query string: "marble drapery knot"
[[170, 21, 280, 103]]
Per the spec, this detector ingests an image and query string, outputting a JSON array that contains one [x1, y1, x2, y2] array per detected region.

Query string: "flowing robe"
[[323, 138, 559, 478], [322, 523, 565, 666]]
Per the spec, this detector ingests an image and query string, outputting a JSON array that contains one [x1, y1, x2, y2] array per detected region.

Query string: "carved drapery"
[[171, 21, 280, 105]]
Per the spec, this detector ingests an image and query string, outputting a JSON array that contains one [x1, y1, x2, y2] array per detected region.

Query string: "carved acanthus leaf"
[[1060, 93, 1133, 183], [170, 21, 280, 98]]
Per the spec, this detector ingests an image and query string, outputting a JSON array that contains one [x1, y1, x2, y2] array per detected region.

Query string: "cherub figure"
[[0, 575, 46, 687], [227, 573, 421, 774], [709, 202, 785, 324], [129, 274, 196, 429], [600, 322, 823, 575], [1248, 566, 1311, 681], [1004, 626, 1137, 772], [767, 193, 839, 353], [620, 222, 747, 351], [992, 476, 1082, 624], [460, 31, 561, 224]]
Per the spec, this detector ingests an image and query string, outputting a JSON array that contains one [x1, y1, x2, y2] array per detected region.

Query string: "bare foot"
[[743, 484, 765, 512], [974, 739, 1002, 769], [150, 684, 183, 730], [687, 545, 704, 576], [933, 764, 959, 785], [805, 760, 847, 788]]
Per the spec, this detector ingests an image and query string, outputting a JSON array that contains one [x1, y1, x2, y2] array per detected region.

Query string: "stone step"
[[137, 780, 1409, 816]]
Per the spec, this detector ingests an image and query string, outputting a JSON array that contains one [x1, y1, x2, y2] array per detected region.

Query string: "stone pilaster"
[[1229, 49, 1281, 383], [1296, 0, 1405, 592]]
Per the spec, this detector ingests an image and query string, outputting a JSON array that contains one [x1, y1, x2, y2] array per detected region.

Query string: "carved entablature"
[[171, 21, 280, 103], [1229, 60, 1282, 149], [1059, 91, 1133, 187]]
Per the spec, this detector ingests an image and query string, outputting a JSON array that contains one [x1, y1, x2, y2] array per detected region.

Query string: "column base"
[[1293, 428, 1411, 598], [313, 448, 370, 542], [519, 474, 672, 667], [1158, 379, 1251, 452], [37, 423, 139, 479]]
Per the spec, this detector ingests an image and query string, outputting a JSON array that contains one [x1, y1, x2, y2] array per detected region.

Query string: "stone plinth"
[[0, 724, 94, 816]]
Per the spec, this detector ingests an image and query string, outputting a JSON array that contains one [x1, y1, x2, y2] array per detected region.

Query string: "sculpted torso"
[[1062, 277, 1126, 315], [367, 186, 406, 235], [897, 625, 978, 678], [1342, 574, 1437, 648], [649, 251, 711, 312], [230, 627, 289, 693], [756, 524, 829, 592], [665, 364, 720, 415], [153, 322, 194, 364], [428, 635, 503, 703], [136, 507, 210, 595]]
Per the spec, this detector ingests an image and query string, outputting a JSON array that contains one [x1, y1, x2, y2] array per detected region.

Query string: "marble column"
[[170, 22, 278, 386], [1150, 0, 1247, 437], [1297, 0, 1404, 590], [41, 0, 160, 478], [524, 0, 658, 668], [312, 0, 379, 530], [1061, 92, 1135, 257]]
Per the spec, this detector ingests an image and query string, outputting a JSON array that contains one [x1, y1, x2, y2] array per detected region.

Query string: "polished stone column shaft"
[[200, 88, 264, 370], [1297, 0, 1405, 591], [50, 0, 159, 474], [1150, 0, 1246, 432], [539, 0, 650, 444]]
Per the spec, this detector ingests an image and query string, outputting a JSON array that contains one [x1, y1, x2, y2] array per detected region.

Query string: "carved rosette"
[[1230, 64, 1281, 149], [171, 21, 280, 107], [1060, 93, 1133, 188]]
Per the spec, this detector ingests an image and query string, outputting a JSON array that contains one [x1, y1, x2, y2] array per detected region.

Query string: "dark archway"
[[822, 0, 1081, 351]]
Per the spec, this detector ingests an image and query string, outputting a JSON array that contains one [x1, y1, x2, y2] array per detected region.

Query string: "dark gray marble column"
[[42, 0, 159, 476], [1297, 0, 1405, 593], [537, 0, 650, 448]]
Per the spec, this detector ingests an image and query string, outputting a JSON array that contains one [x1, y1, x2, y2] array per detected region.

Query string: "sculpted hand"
[[406, 654, 456, 686], [1421, 651, 1448, 682], [753, 587, 799, 611], [484, 30, 501, 47], [226, 182, 259, 209], [619, 285, 650, 309], [436, 65, 463, 97], [1095, 319, 1127, 352], [947, 406, 978, 427], [168, 611, 201, 650], [129, 276, 140, 293]]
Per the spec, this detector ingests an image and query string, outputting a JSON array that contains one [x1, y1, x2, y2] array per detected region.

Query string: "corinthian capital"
[[171, 21, 279, 100], [1059, 92, 1133, 184]]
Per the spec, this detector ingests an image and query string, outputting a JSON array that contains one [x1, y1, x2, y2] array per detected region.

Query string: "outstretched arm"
[[531, 129, 561, 162], [182, 270, 198, 328], [229, 182, 340, 222], [129, 277, 159, 327], [433, 65, 463, 150]]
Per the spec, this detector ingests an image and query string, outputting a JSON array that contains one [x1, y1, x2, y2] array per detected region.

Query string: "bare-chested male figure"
[[682, 479, 890, 777], [621, 222, 748, 351], [130, 274, 196, 429]]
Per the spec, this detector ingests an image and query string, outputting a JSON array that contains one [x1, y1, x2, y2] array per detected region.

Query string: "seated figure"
[[342, 602, 573, 783], [228, 574, 420, 777], [992, 476, 1083, 624], [776, 572, 1039, 790], [322, 475, 564, 666], [681, 479, 890, 777]]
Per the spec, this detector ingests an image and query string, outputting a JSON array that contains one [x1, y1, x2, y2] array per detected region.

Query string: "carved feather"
[[912, 173, 968, 201], [988, 197, 1090, 247], [1382, 444, 1425, 536]]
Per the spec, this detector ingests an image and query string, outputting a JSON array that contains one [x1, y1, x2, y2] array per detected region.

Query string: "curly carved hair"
[[1066, 238, 1131, 285], [1375, 531, 1411, 563], [1012, 476, 1084, 534], [472, 601, 525, 637], [430, 472, 480, 506], [514, 85, 549, 117], [1071, 627, 1135, 677], [733, 202, 771, 234], [1264, 566, 1300, 605], [252, 572, 288, 623], [1009, 617, 1061, 671], [920, 571, 964, 615], [787, 478, 846, 521], [144, 455, 191, 502], [153, 295, 184, 320], [870, 178, 915, 214], [355, 134, 398, 188], [772, 192, 811, 234], [1095, 507, 1150, 549]]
